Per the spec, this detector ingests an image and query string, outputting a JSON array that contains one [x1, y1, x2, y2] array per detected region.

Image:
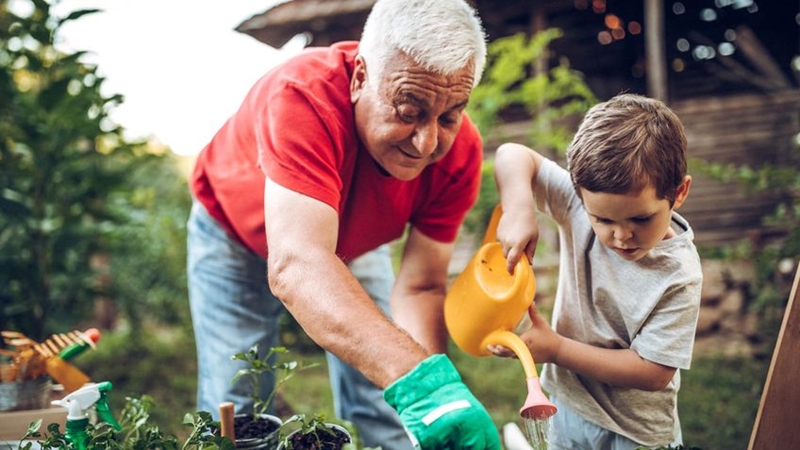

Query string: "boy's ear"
[[672, 175, 692, 210]]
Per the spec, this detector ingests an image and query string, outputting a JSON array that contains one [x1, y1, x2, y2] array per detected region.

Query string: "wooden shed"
[[235, 0, 800, 248]]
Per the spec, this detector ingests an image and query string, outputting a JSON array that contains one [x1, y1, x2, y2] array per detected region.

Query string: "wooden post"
[[748, 263, 800, 449], [644, 0, 668, 101]]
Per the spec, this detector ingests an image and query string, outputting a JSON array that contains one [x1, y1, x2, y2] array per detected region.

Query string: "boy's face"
[[579, 178, 690, 262]]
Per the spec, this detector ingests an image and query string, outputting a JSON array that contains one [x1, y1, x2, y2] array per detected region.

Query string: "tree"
[[0, 0, 190, 338], [464, 29, 597, 235]]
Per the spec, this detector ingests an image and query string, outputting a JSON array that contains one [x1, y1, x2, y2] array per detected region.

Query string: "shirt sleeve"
[[630, 264, 703, 370], [255, 82, 347, 212], [535, 158, 582, 226]]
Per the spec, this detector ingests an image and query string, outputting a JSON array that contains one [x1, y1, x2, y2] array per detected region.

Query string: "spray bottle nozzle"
[[52, 381, 122, 430]]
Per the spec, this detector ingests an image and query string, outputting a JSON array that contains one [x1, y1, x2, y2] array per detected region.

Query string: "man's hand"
[[383, 354, 501, 449]]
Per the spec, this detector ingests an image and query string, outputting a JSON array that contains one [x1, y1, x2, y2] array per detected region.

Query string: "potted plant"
[[20, 394, 236, 450], [229, 345, 314, 449], [276, 414, 352, 450]]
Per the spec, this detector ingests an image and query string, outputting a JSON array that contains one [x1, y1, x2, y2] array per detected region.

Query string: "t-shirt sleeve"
[[630, 271, 703, 370], [255, 82, 344, 212], [535, 158, 581, 225]]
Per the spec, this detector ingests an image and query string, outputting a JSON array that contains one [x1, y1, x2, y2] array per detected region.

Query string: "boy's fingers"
[[506, 247, 522, 273], [487, 345, 516, 358], [526, 241, 537, 263]]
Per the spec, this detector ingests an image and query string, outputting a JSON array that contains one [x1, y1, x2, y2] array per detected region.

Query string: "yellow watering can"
[[444, 204, 557, 420]]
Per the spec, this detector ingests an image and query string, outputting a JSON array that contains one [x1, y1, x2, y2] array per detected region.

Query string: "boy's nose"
[[613, 226, 633, 242]]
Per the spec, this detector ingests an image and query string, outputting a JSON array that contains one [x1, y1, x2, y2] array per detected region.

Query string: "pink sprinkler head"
[[520, 377, 557, 420]]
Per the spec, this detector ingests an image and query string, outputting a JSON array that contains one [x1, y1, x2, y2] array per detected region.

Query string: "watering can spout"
[[484, 331, 557, 420], [521, 377, 557, 420]]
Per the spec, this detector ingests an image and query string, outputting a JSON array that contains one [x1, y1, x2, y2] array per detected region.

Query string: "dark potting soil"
[[285, 427, 351, 450], [233, 415, 280, 440]]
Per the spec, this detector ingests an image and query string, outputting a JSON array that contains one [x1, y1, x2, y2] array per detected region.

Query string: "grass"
[[678, 354, 768, 449]]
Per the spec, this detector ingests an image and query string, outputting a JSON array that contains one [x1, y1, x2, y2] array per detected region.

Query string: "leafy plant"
[[18, 394, 235, 450], [0, 0, 191, 340], [463, 29, 596, 240], [278, 414, 352, 450], [467, 29, 597, 154], [231, 344, 317, 419], [0, 0, 136, 338]]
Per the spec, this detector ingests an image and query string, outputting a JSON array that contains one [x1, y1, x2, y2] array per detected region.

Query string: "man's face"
[[350, 51, 474, 181], [580, 183, 686, 262]]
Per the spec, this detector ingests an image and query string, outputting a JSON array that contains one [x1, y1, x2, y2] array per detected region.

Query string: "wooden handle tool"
[[219, 401, 236, 441]]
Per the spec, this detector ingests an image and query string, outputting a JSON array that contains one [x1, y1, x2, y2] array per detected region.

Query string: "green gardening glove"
[[383, 354, 501, 449]]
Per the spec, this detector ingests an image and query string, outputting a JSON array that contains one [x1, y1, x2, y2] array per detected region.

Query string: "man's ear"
[[350, 55, 367, 103], [672, 175, 692, 210]]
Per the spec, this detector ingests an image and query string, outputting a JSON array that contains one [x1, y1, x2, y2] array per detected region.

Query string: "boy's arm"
[[493, 143, 545, 273], [517, 306, 677, 391]]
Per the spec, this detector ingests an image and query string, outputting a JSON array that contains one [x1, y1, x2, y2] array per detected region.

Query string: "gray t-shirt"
[[535, 159, 703, 445]]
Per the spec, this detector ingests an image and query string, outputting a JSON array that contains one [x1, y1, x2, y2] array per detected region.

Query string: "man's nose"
[[411, 121, 438, 156]]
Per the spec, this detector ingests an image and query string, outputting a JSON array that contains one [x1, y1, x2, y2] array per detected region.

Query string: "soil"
[[284, 427, 351, 450], [233, 415, 280, 440]]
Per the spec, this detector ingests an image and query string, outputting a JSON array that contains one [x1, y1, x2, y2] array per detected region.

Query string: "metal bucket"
[[0, 376, 52, 412]]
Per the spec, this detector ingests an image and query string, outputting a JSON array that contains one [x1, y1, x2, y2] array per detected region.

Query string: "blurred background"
[[2, 1, 799, 448]]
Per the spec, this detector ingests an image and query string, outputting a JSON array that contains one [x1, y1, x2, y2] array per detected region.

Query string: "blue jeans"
[[186, 201, 412, 450]]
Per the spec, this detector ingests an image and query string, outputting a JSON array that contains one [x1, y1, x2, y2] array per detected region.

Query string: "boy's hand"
[[384, 354, 501, 449], [489, 305, 562, 364], [497, 209, 540, 273]]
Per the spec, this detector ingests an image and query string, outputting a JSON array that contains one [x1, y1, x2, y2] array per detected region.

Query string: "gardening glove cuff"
[[383, 354, 501, 449]]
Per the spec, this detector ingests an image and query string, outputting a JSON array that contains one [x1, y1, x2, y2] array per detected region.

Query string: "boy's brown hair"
[[566, 93, 688, 205]]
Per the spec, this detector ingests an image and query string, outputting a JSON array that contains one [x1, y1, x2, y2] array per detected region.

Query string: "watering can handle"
[[482, 204, 504, 246]]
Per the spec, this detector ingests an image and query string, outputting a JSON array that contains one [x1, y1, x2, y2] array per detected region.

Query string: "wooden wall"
[[672, 90, 800, 248], [483, 90, 800, 250]]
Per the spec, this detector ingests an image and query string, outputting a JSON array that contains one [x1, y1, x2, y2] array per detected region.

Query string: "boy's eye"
[[595, 217, 612, 225], [632, 216, 653, 224]]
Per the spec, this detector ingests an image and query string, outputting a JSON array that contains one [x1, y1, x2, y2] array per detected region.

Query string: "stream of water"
[[522, 416, 551, 450]]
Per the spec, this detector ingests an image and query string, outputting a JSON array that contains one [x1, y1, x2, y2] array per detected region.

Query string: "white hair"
[[358, 0, 487, 87]]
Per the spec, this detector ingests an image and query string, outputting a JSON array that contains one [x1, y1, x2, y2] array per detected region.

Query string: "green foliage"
[[467, 29, 597, 154], [0, 0, 131, 338], [679, 355, 767, 449], [461, 160, 498, 236], [19, 394, 235, 450], [278, 414, 351, 450], [104, 151, 192, 330], [231, 345, 317, 419], [463, 29, 596, 255], [0, 0, 192, 338], [693, 159, 800, 352], [79, 328, 199, 436]]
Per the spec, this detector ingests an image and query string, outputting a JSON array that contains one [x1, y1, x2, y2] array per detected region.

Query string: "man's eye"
[[439, 114, 458, 126], [397, 106, 419, 123]]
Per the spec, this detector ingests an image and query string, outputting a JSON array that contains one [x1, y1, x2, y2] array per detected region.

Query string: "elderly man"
[[187, 0, 498, 448]]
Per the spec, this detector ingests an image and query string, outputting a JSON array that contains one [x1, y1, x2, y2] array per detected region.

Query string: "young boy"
[[491, 93, 702, 449]]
